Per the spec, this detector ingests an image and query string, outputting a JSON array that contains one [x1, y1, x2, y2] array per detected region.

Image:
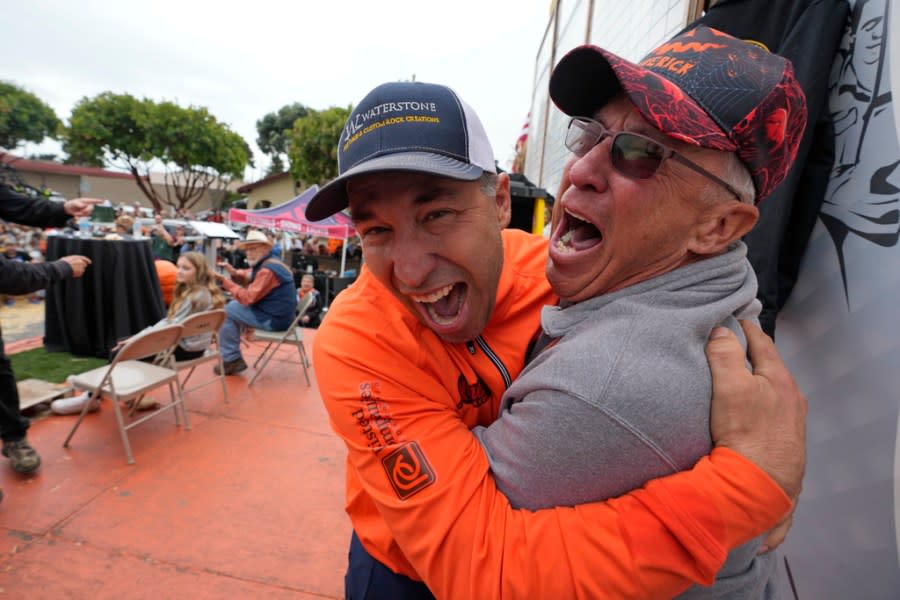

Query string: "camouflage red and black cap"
[[549, 25, 807, 203]]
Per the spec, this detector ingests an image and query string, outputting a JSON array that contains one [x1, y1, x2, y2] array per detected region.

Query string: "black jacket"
[[0, 183, 74, 294], [687, 0, 850, 336]]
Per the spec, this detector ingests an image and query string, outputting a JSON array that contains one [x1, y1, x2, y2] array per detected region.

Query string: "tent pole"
[[340, 229, 348, 276]]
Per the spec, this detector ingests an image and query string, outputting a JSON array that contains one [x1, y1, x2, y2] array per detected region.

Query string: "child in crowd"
[[147, 252, 225, 361], [297, 273, 322, 328], [51, 252, 225, 414]]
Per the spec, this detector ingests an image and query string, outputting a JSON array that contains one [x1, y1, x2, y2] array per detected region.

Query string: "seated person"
[[110, 215, 134, 239], [297, 273, 322, 328], [214, 230, 297, 375], [475, 27, 807, 598], [3, 237, 30, 263], [148, 252, 225, 361], [52, 252, 225, 414]]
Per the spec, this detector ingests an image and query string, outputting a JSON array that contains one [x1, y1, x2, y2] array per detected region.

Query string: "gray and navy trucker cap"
[[304, 81, 496, 221]]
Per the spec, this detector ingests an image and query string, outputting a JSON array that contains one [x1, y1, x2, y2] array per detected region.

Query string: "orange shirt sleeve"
[[314, 318, 791, 600]]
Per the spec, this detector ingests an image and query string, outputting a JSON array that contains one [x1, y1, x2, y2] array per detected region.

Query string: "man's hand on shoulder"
[[706, 321, 807, 500]]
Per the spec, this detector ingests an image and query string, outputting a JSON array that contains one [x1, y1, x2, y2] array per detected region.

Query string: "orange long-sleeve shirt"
[[313, 229, 790, 599]]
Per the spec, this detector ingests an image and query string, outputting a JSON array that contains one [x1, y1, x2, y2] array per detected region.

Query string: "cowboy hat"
[[239, 230, 272, 248]]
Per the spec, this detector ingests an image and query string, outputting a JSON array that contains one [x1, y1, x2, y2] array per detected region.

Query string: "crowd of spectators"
[[0, 192, 362, 325]]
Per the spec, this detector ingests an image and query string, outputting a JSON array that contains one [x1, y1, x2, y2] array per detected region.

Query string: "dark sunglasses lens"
[[611, 134, 665, 179]]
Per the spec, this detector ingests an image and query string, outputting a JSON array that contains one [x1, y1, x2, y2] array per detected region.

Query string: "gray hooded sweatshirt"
[[475, 242, 777, 599]]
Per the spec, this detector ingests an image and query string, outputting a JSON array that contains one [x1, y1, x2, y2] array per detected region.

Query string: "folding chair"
[[62, 324, 187, 465], [248, 293, 314, 387], [170, 309, 229, 403]]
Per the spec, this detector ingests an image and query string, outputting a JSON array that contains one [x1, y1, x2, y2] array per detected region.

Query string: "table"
[[44, 236, 165, 357]]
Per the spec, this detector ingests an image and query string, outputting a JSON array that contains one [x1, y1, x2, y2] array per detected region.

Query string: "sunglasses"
[[565, 117, 744, 202]]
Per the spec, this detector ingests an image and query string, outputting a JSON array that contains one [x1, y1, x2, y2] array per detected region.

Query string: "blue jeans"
[[346, 531, 435, 600], [219, 300, 291, 362]]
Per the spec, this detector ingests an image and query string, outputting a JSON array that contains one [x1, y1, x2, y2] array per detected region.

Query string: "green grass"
[[11, 348, 107, 383]]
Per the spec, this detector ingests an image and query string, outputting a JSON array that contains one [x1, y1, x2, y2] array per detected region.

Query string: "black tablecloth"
[[44, 237, 165, 357]]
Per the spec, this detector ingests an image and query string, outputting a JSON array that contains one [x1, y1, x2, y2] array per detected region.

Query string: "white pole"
[[339, 228, 348, 277]]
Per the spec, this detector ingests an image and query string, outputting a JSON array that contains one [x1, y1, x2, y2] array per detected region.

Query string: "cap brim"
[[304, 151, 484, 222], [550, 46, 736, 152]]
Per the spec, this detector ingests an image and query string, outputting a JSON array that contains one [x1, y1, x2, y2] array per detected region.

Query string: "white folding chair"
[[62, 324, 187, 464], [170, 309, 229, 403], [248, 293, 314, 387]]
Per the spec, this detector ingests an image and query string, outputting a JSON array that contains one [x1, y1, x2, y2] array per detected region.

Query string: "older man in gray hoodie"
[[476, 26, 807, 598]]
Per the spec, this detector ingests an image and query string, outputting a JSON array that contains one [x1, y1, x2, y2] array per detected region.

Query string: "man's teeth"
[[410, 284, 454, 304], [556, 230, 575, 253]]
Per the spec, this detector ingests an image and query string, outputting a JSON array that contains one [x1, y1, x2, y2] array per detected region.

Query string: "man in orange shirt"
[[305, 80, 805, 599]]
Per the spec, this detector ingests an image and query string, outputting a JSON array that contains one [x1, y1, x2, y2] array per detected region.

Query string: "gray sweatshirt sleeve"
[[474, 387, 689, 510]]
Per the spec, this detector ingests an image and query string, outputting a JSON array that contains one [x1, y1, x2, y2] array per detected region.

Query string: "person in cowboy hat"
[[215, 229, 297, 374]]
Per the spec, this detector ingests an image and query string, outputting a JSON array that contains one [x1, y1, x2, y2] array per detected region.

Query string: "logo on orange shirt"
[[456, 374, 492, 410], [382, 441, 436, 500]]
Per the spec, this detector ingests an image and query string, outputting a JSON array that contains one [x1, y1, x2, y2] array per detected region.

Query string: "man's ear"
[[688, 201, 759, 256], [494, 172, 512, 229]]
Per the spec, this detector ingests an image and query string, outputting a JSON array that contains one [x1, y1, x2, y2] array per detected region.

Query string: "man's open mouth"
[[410, 283, 466, 326], [553, 209, 603, 254]]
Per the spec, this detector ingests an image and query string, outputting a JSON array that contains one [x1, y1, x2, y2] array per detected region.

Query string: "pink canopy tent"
[[229, 185, 357, 274]]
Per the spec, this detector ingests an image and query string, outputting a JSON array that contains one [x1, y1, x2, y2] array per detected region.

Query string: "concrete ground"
[[0, 320, 350, 598], [0, 297, 47, 344]]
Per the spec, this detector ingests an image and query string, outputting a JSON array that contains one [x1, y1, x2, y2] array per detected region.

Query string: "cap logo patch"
[[640, 42, 728, 77], [382, 441, 436, 500], [649, 41, 727, 55], [341, 101, 441, 152]]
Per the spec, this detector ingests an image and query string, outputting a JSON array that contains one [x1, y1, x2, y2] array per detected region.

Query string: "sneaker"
[[2, 439, 41, 474], [214, 357, 247, 375], [51, 392, 100, 415]]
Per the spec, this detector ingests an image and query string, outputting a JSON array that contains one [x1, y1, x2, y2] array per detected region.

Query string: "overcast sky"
[[3, 0, 552, 182]]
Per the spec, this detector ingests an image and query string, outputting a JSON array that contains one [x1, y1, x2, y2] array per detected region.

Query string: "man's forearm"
[[0, 184, 70, 228], [0, 258, 72, 295]]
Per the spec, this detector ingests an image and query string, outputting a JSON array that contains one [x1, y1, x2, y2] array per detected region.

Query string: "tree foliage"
[[256, 102, 309, 175], [0, 81, 60, 151], [64, 92, 251, 211], [287, 106, 350, 186]]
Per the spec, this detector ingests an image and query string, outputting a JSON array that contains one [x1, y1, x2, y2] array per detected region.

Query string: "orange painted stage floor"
[[0, 329, 351, 599]]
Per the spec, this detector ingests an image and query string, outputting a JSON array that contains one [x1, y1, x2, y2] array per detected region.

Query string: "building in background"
[[236, 171, 302, 210], [0, 154, 234, 213], [522, 0, 704, 196]]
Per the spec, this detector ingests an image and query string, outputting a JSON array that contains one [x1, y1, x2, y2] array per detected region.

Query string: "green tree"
[[64, 92, 251, 212], [287, 106, 350, 187], [256, 102, 309, 175], [0, 81, 60, 152]]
